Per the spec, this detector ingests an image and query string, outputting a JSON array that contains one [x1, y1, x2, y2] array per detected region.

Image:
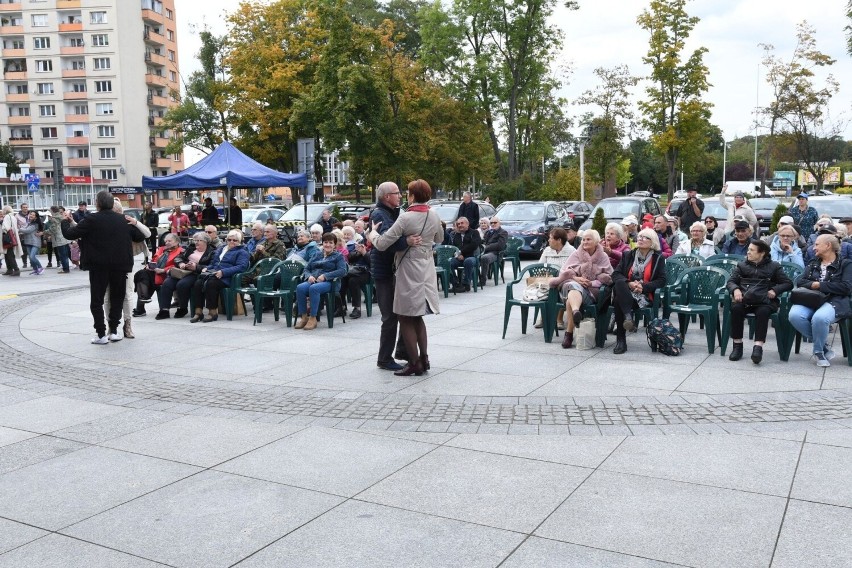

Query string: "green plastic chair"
[[665, 266, 729, 353], [224, 257, 282, 320], [705, 253, 745, 263], [670, 254, 703, 268], [253, 260, 303, 326], [502, 237, 524, 281], [435, 245, 459, 297], [719, 291, 794, 361], [658, 257, 689, 310], [739, 262, 804, 342], [502, 263, 561, 343]]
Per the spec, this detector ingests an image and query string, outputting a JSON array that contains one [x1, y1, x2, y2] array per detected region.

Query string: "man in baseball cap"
[[620, 215, 639, 245]]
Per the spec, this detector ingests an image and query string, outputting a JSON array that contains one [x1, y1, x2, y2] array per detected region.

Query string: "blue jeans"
[[789, 303, 836, 355], [25, 245, 42, 270], [297, 280, 332, 317], [54, 244, 70, 271], [450, 256, 476, 286]]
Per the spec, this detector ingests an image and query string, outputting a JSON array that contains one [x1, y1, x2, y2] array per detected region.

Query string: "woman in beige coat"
[[1, 205, 23, 276], [370, 179, 444, 377]]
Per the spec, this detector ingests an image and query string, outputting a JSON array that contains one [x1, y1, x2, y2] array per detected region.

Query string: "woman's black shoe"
[[394, 360, 424, 376], [751, 345, 763, 364], [613, 337, 627, 355], [729, 343, 743, 361], [155, 310, 170, 320]]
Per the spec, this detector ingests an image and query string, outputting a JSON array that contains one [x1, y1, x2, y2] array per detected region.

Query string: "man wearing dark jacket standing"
[[457, 191, 479, 228], [676, 185, 704, 229], [370, 182, 420, 370], [62, 190, 146, 344]]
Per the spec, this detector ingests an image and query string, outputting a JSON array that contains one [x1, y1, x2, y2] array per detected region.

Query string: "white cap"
[[621, 215, 638, 226], [778, 215, 794, 225]]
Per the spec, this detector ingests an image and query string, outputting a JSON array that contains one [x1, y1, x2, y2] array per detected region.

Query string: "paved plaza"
[[0, 259, 850, 567]]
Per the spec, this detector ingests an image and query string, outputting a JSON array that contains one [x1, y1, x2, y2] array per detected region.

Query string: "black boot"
[[613, 335, 627, 355], [751, 345, 763, 364], [729, 342, 743, 361]]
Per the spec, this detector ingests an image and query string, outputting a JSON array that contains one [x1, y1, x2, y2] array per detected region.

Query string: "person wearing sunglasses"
[[479, 217, 507, 285], [190, 230, 249, 323]]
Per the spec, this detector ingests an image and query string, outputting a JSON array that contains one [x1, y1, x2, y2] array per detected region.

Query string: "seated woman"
[[155, 232, 214, 319], [602, 223, 630, 268], [610, 228, 667, 354], [535, 228, 576, 330], [788, 234, 852, 367], [132, 233, 182, 317], [286, 229, 320, 265], [549, 229, 613, 349], [726, 239, 793, 364], [676, 221, 716, 258], [190, 229, 250, 323], [341, 226, 371, 319], [294, 233, 348, 330], [769, 225, 804, 268]]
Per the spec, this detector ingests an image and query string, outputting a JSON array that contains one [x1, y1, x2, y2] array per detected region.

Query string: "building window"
[[76, 148, 88, 158], [9, 107, 29, 117], [43, 171, 53, 179], [165, 8, 173, 20], [99, 147, 116, 159], [31, 14, 48, 27], [33, 37, 50, 49], [90, 11, 107, 24], [91, 34, 108, 47], [17, 150, 34, 161], [93, 58, 110, 70], [11, 84, 28, 94], [69, 37, 84, 48], [71, 82, 86, 93], [71, 60, 85, 70], [169, 71, 177, 82], [96, 102, 113, 115], [4, 39, 25, 49], [41, 127, 57, 139], [94, 80, 111, 93], [42, 149, 57, 160], [101, 169, 117, 180], [167, 50, 175, 62], [35, 60, 53, 72], [167, 29, 174, 41], [73, 104, 88, 115], [38, 105, 55, 117], [97, 125, 115, 137], [36, 82, 54, 95]]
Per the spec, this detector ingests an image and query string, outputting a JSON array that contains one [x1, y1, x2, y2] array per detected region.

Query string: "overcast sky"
[[173, 0, 851, 166]]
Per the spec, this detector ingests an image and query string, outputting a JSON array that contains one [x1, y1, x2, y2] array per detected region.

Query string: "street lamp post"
[[579, 138, 586, 202], [722, 141, 728, 185]]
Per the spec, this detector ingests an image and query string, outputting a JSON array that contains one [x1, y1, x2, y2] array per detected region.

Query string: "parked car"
[[337, 203, 374, 223], [494, 200, 572, 256], [627, 190, 659, 199], [428, 200, 497, 226], [579, 197, 662, 230], [801, 196, 852, 225], [748, 197, 783, 230], [559, 200, 593, 227]]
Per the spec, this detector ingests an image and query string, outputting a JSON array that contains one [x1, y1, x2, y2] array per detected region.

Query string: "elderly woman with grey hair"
[[610, 227, 667, 354], [155, 231, 215, 319], [286, 228, 320, 265], [676, 221, 716, 258], [549, 229, 613, 348], [602, 222, 630, 268]]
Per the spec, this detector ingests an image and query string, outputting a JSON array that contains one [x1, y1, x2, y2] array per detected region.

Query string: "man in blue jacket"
[[370, 182, 421, 370]]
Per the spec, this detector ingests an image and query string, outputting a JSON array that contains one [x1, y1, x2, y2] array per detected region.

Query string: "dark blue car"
[[495, 201, 572, 257]]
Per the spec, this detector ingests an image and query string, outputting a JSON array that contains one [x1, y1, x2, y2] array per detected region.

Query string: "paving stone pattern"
[[2, 290, 851, 435]]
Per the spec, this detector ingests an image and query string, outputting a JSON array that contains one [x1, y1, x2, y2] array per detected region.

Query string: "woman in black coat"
[[610, 228, 667, 355], [726, 239, 792, 364]]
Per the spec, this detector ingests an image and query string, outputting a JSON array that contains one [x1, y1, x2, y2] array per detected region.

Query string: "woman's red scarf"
[[408, 204, 429, 212]]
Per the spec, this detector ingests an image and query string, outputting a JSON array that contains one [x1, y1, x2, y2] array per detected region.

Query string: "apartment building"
[[0, 0, 183, 209]]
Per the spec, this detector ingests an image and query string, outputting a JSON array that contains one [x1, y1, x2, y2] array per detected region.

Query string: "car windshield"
[[281, 204, 327, 221], [810, 199, 852, 218], [241, 210, 260, 223], [749, 198, 779, 209], [702, 202, 728, 218], [430, 204, 464, 222], [494, 204, 545, 222], [594, 200, 640, 219]]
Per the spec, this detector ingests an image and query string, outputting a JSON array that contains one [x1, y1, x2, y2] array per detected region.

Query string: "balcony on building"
[[7, 115, 30, 125], [143, 26, 165, 47], [56, 0, 82, 9], [66, 113, 89, 123], [62, 68, 86, 78], [144, 51, 166, 66], [1, 47, 24, 57], [62, 90, 87, 100], [9, 136, 32, 146], [60, 45, 84, 56], [149, 136, 169, 148], [0, 13, 22, 33], [6, 92, 28, 102], [0, 2, 22, 12], [141, 0, 165, 25], [145, 73, 168, 88], [146, 93, 169, 107], [3, 59, 26, 80], [58, 14, 83, 33], [68, 157, 89, 167], [67, 134, 88, 145]]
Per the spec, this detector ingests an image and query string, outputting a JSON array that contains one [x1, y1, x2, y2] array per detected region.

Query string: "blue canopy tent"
[[141, 141, 307, 225]]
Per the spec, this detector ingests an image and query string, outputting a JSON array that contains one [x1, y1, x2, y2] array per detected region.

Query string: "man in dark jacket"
[[62, 190, 146, 344], [370, 182, 420, 370], [201, 197, 219, 226], [479, 217, 507, 284], [721, 220, 753, 256], [676, 185, 704, 229], [457, 191, 479, 228], [319, 209, 339, 234], [449, 216, 482, 292]]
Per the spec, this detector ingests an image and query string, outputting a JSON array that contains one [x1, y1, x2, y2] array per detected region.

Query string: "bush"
[[834, 187, 852, 195], [591, 207, 607, 236], [769, 203, 788, 234]]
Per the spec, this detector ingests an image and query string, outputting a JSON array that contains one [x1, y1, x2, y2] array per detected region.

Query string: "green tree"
[[591, 207, 607, 236], [637, 0, 711, 200], [627, 137, 665, 193], [0, 142, 20, 174], [576, 65, 638, 195]]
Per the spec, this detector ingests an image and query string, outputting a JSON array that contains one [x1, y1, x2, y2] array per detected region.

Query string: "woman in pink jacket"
[[549, 229, 613, 348]]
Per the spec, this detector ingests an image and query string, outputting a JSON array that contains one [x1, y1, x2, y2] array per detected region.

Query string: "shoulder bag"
[[790, 287, 827, 311]]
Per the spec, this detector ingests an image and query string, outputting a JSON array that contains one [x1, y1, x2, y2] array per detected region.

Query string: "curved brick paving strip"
[[1, 289, 851, 435]]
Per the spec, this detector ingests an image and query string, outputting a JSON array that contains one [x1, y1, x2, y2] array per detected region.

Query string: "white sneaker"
[[91, 336, 109, 345], [812, 353, 830, 367], [824, 348, 836, 361], [108, 332, 123, 342]]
